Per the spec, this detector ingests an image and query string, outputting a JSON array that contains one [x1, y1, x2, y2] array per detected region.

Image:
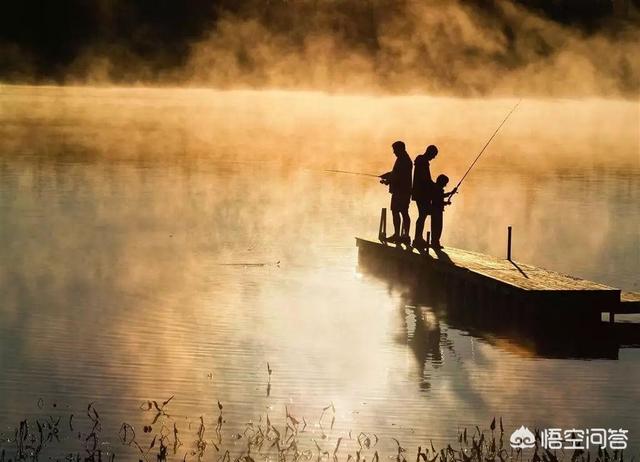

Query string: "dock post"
[[378, 208, 387, 242], [426, 231, 431, 246], [507, 226, 512, 260]]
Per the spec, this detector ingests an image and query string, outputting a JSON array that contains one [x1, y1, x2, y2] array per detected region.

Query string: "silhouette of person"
[[430, 174, 456, 249], [380, 141, 413, 244], [411, 145, 438, 249]]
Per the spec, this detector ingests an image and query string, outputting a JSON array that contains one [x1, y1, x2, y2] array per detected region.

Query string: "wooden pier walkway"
[[356, 237, 638, 323]]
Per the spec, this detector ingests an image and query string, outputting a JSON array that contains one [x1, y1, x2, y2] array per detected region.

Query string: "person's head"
[[392, 141, 406, 157], [436, 174, 449, 188], [425, 144, 438, 160]]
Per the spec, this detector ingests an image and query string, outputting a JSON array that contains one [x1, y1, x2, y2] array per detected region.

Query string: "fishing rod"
[[323, 169, 380, 178], [453, 99, 521, 193], [324, 99, 520, 187]]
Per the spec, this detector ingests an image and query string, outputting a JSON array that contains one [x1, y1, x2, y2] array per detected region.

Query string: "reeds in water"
[[0, 399, 630, 462]]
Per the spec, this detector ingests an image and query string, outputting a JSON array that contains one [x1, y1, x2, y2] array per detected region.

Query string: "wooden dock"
[[356, 237, 638, 324]]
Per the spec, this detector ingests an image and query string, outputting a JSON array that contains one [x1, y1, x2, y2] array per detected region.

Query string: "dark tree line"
[[0, 0, 218, 79], [0, 0, 636, 82]]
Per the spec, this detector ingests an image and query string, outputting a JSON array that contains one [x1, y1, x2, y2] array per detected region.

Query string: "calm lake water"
[[0, 85, 639, 459]]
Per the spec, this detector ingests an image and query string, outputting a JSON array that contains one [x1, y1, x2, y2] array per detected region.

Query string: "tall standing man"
[[380, 141, 413, 245], [411, 144, 438, 249]]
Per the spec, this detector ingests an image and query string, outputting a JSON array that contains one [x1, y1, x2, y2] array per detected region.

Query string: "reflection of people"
[[380, 141, 413, 244], [411, 145, 438, 249], [430, 174, 456, 249]]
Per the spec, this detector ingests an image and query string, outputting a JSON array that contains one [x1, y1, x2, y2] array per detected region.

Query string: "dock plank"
[[617, 291, 640, 314], [356, 238, 621, 316], [622, 292, 640, 303], [361, 240, 615, 292], [356, 237, 640, 327]]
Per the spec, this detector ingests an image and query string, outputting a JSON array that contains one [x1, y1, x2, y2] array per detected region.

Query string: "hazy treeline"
[[0, 0, 638, 96]]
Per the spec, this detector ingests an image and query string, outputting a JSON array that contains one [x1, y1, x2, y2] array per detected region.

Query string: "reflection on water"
[[0, 86, 639, 457], [359, 250, 640, 362]]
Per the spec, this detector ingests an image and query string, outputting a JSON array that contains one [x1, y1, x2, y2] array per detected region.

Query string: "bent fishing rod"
[[452, 99, 521, 194]]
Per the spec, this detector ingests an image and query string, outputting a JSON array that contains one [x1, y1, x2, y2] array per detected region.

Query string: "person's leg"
[[401, 208, 411, 240], [388, 195, 402, 241], [414, 202, 426, 243], [390, 210, 401, 240], [431, 211, 443, 247]]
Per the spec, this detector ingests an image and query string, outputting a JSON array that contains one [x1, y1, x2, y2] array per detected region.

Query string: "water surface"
[[1, 85, 639, 458]]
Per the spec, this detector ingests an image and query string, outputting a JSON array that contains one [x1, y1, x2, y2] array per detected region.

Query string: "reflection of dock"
[[357, 238, 640, 360], [356, 238, 638, 324]]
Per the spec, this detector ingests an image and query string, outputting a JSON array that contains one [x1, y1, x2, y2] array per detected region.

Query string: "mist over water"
[[0, 85, 639, 458], [181, 0, 640, 97]]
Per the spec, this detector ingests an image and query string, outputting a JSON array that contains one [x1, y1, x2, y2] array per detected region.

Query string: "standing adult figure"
[[411, 144, 438, 249], [380, 141, 413, 244]]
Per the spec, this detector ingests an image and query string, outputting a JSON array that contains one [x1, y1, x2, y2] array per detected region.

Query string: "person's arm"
[[443, 188, 459, 206], [381, 158, 401, 184], [379, 171, 393, 184], [444, 185, 459, 197]]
